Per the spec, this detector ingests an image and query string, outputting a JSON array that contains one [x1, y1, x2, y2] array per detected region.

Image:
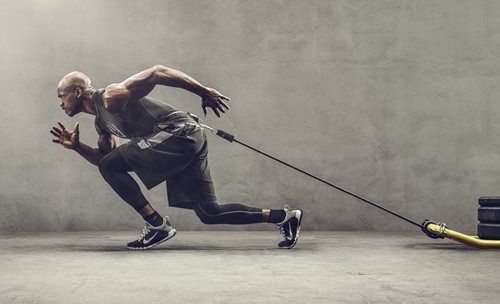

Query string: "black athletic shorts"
[[117, 119, 217, 209]]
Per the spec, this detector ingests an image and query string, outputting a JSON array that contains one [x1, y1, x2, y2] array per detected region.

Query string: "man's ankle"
[[143, 211, 163, 226], [268, 209, 286, 224]]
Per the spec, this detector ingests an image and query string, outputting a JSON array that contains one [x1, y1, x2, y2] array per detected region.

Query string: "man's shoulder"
[[92, 88, 106, 103]]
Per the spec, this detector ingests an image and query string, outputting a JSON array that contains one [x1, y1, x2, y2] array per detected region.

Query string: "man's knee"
[[196, 213, 215, 225], [193, 203, 220, 225]]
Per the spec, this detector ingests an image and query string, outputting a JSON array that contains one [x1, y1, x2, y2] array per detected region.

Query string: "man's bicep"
[[103, 66, 158, 110], [121, 65, 158, 97]]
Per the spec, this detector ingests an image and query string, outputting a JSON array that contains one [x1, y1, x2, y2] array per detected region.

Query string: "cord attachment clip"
[[421, 219, 446, 239]]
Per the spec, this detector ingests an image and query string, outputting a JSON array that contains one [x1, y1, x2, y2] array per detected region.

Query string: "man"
[[50, 65, 303, 250]]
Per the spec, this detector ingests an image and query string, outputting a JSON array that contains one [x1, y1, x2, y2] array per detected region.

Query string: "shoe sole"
[[127, 229, 177, 250], [279, 209, 303, 249]]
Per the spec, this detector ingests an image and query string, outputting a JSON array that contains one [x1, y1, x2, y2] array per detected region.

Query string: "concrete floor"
[[1, 231, 499, 304]]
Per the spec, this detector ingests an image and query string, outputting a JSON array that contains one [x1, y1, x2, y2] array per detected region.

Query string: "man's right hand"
[[50, 121, 80, 149]]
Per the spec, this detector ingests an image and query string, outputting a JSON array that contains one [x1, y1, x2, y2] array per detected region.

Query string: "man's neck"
[[81, 87, 97, 116]]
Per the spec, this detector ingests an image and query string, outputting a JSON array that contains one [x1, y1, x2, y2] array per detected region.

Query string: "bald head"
[[57, 71, 95, 117], [57, 71, 92, 92]]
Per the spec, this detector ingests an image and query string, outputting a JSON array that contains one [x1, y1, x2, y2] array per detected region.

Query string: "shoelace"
[[137, 226, 151, 241], [276, 225, 287, 239], [276, 225, 290, 240]]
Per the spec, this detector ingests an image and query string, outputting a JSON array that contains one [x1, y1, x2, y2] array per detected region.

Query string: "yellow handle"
[[427, 223, 500, 249]]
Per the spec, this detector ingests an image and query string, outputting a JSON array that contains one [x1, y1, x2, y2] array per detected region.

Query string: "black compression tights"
[[98, 150, 265, 224], [193, 203, 264, 225], [98, 149, 149, 212]]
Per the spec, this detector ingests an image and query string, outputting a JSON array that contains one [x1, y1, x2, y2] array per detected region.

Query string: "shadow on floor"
[[69, 242, 317, 252], [6, 243, 316, 253], [404, 242, 480, 251]]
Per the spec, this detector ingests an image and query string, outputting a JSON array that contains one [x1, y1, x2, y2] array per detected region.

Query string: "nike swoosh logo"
[[144, 231, 159, 244]]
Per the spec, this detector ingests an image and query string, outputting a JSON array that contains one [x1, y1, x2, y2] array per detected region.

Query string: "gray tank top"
[[93, 88, 190, 139]]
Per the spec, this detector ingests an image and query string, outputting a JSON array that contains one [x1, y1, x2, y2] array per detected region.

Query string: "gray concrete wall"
[[1, 0, 500, 232]]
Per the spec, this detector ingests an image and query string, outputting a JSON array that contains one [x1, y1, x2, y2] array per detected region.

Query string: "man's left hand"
[[201, 87, 230, 117]]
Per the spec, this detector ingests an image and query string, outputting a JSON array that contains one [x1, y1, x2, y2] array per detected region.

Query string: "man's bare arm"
[[73, 135, 117, 166], [102, 65, 230, 116], [50, 121, 118, 166], [73, 142, 104, 166]]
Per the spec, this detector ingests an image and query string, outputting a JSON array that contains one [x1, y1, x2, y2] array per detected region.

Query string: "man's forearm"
[[153, 65, 208, 96], [73, 142, 104, 166]]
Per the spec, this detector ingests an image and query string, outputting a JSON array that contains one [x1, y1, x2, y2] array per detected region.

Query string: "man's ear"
[[75, 87, 82, 98]]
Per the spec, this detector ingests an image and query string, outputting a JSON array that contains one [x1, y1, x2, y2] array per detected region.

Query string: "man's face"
[[57, 86, 82, 117]]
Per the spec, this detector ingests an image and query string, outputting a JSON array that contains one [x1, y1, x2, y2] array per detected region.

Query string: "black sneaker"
[[127, 216, 177, 250], [276, 205, 303, 249]]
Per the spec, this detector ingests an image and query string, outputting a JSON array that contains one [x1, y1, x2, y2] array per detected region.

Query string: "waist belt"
[[138, 113, 202, 150]]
